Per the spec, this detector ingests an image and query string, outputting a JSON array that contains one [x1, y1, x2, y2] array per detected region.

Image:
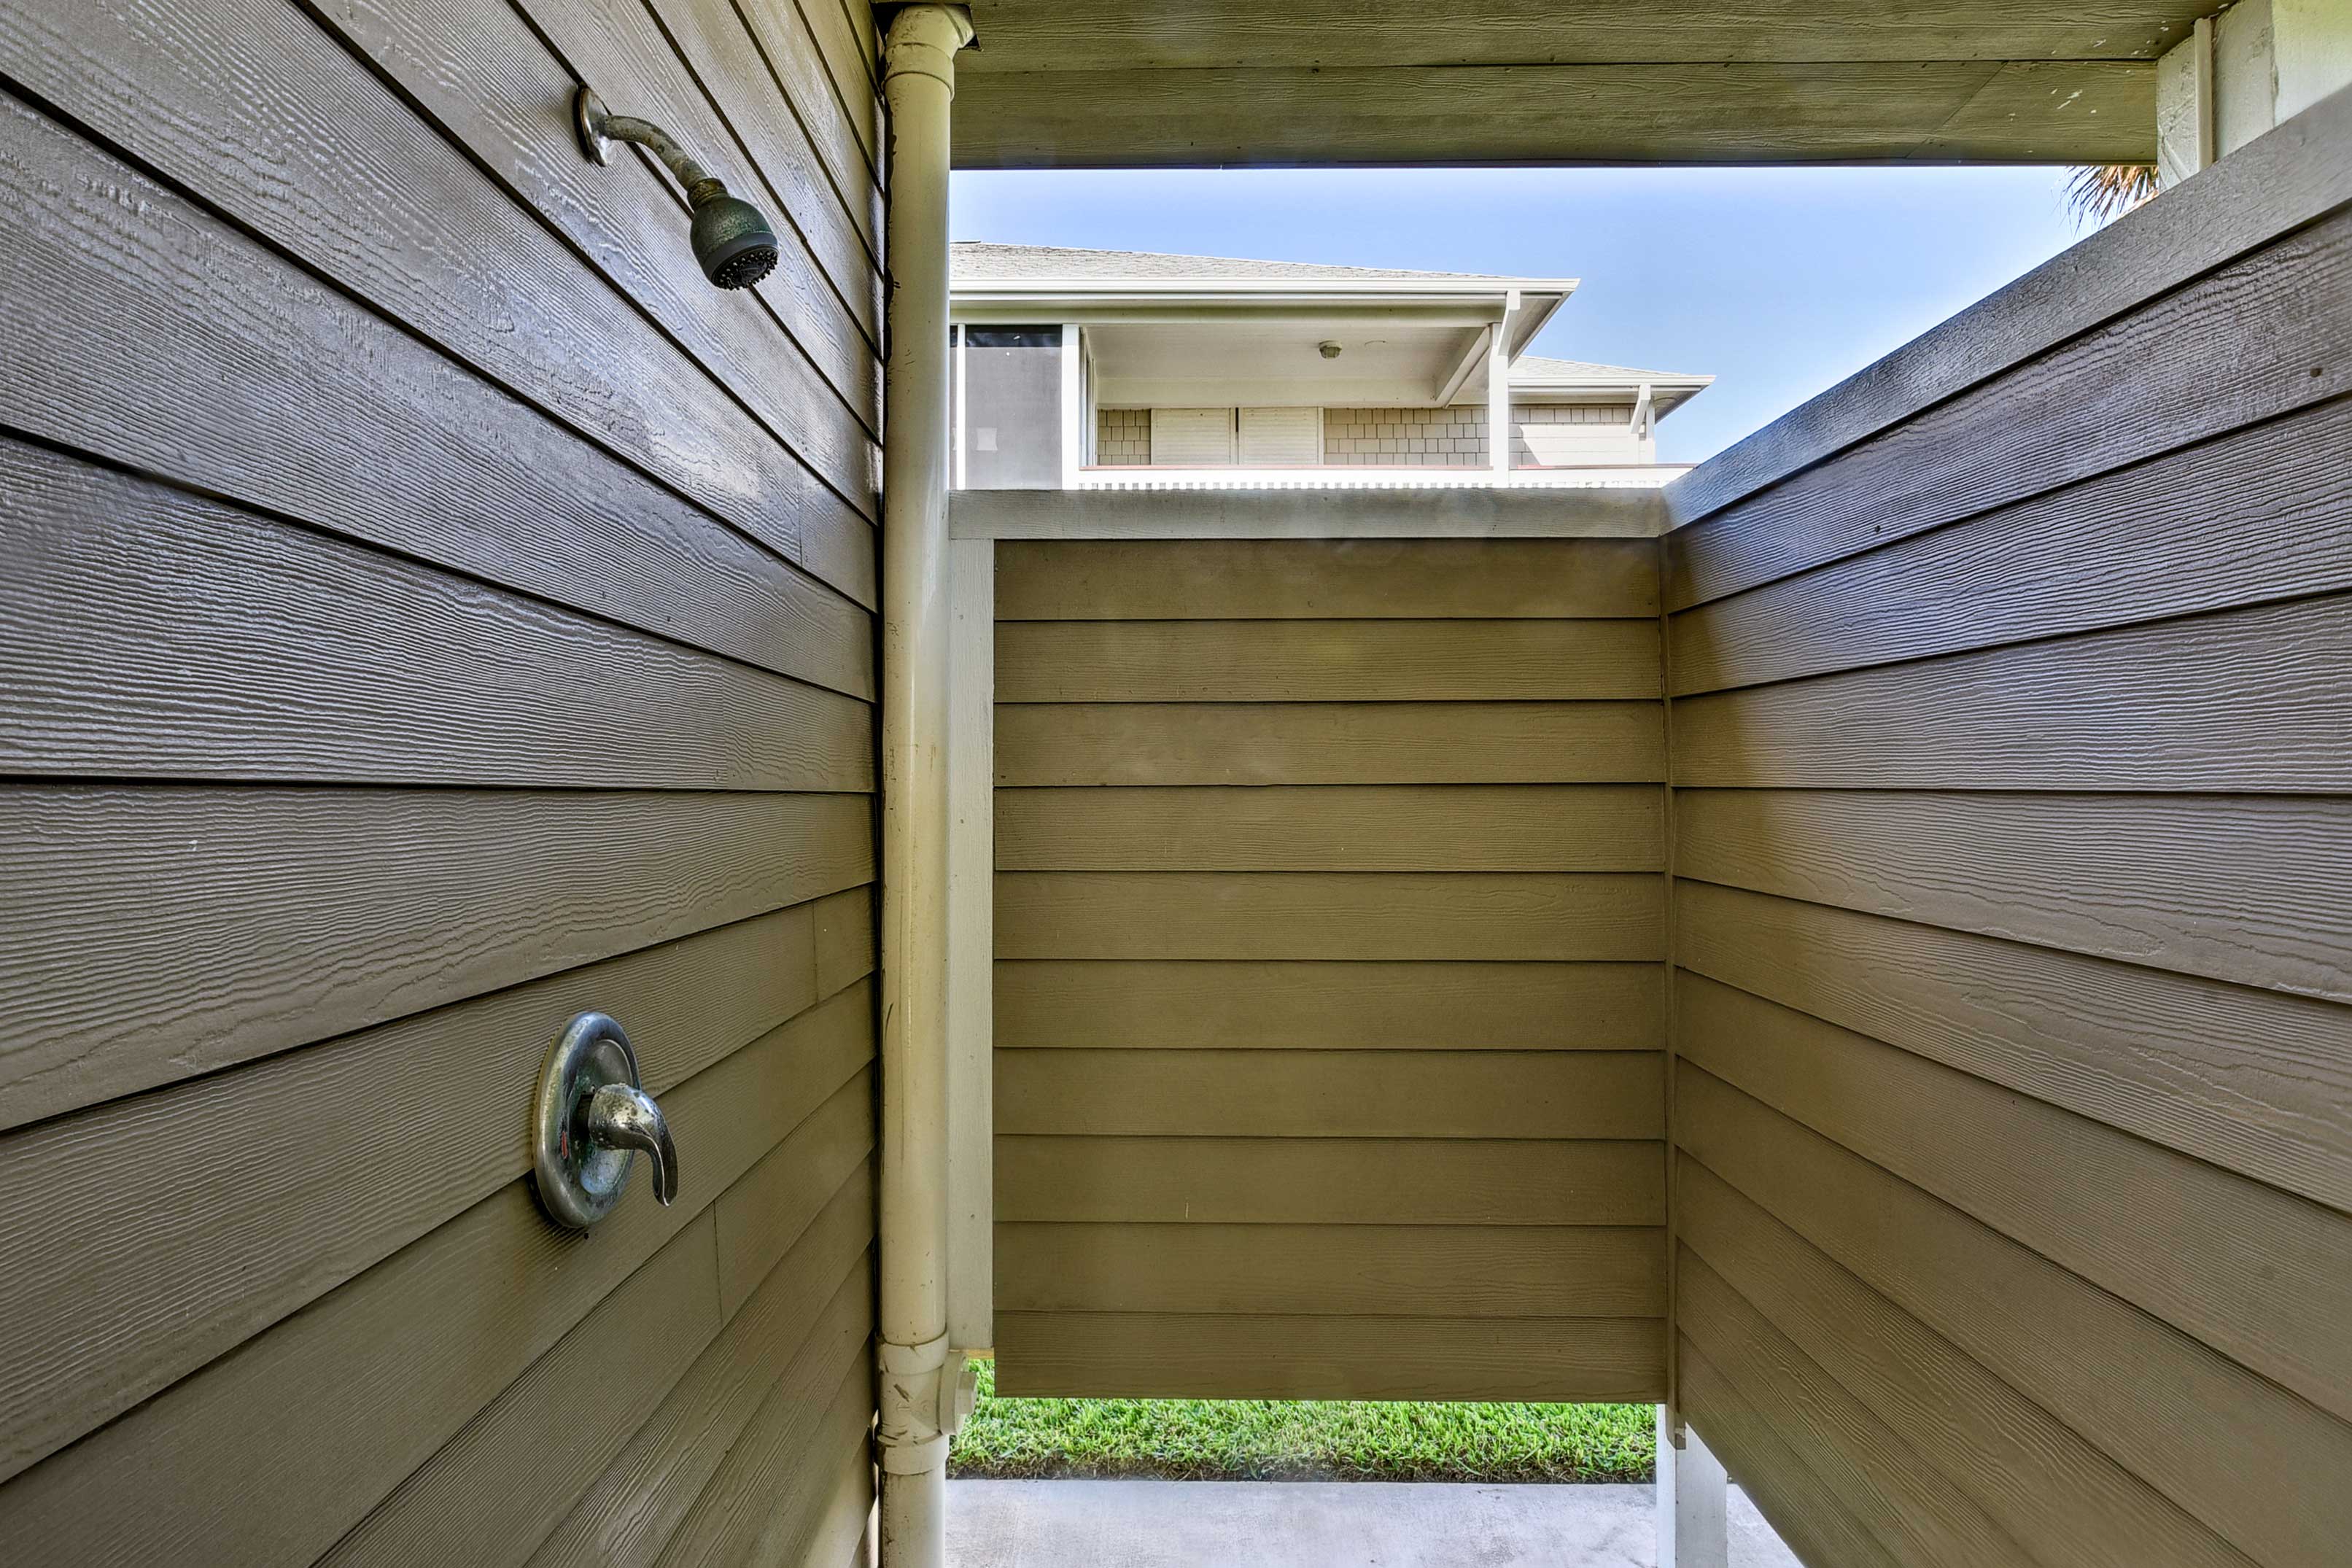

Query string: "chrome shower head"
[[576, 87, 780, 292]]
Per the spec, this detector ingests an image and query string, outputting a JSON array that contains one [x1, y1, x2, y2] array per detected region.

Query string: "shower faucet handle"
[[532, 1012, 680, 1230]]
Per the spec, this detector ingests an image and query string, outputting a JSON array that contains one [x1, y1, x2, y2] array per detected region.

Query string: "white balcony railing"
[[1072, 465, 1691, 492]]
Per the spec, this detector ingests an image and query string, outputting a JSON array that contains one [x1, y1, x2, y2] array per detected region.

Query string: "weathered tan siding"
[[992, 535, 1669, 1400], [1661, 100, 2352, 1568], [0, 0, 882, 1561]]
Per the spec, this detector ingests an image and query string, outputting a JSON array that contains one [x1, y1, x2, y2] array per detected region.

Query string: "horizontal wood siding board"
[[1666, 85, 2352, 526], [997, 1136, 1665, 1225], [715, 1079, 878, 1319], [0, 786, 869, 1129], [992, 1312, 1664, 1402], [1664, 205, 2352, 608], [995, 537, 1659, 619], [3, 443, 874, 783], [952, 61, 2156, 168], [997, 1049, 1662, 1139], [783, 0, 882, 169], [1678, 1249, 2031, 1568], [659, 0, 879, 226], [0, 990, 875, 1567], [1678, 972, 2352, 1424], [813, 884, 880, 996], [653, 1330, 877, 1568], [1669, 393, 2352, 695], [956, 2, 2212, 69], [0, 93, 877, 667], [0, 905, 823, 1483], [531, 1234, 875, 1567], [1671, 591, 2352, 791], [953, 485, 1669, 540], [1677, 880, 2352, 1214], [1675, 1064, 2352, 1568], [316, 1211, 727, 1568], [995, 1223, 1664, 1316], [1676, 788, 2352, 1004], [998, 618, 1661, 702], [1677, 1339, 1902, 1568], [996, 701, 1665, 785], [995, 959, 1663, 1051], [996, 785, 1664, 872], [995, 872, 1664, 961], [308, 0, 879, 441], [1677, 1158, 2255, 1568]]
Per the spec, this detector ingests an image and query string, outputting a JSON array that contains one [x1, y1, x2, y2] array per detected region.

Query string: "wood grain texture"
[[955, 1, 2207, 69], [791, 0, 882, 168], [655, 1331, 875, 1568], [1667, 85, 2352, 525], [1680, 1251, 2032, 1568], [995, 872, 1663, 960], [995, 959, 1663, 1050], [0, 990, 874, 1567], [639, 0, 882, 274], [1665, 208, 2352, 608], [311, 0, 879, 440], [1671, 592, 2352, 791], [1679, 973, 2352, 1423], [1678, 1339, 1901, 1568], [0, 785, 868, 1128], [1676, 788, 2352, 1002], [1669, 394, 2352, 695], [996, 701, 1664, 785], [996, 1223, 1664, 1316], [813, 884, 879, 997], [0, 91, 873, 659], [715, 1079, 877, 1319], [998, 618, 1659, 702], [996, 1049, 1662, 1138], [1, 442, 874, 783], [317, 1213, 726, 1568], [996, 537, 1658, 619], [954, 60, 2155, 168], [993, 1312, 1664, 1401], [997, 785, 1664, 872], [997, 1137, 1665, 1225], [1679, 1158, 2256, 1568], [954, 484, 1669, 540], [0, 906, 819, 1484], [532, 1227, 874, 1567], [653, 1312, 872, 1568], [0, 0, 877, 583], [662, 0, 877, 221], [502, 0, 878, 346], [325, 1147, 871, 1568], [1677, 1065, 2352, 1568], [1676, 880, 2352, 1213]]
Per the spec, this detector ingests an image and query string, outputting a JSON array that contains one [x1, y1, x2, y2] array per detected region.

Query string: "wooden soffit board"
[[947, 1, 2219, 167]]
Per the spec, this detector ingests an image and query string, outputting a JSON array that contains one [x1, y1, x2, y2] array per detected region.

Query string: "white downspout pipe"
[[874, 8, 973, 1568]]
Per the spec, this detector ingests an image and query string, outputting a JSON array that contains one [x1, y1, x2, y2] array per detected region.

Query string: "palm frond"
[[2067, 163, 2159, 226]]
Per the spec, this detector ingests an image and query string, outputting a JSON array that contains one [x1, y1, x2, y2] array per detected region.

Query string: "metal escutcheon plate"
[[533, 1012, 641, 1230]]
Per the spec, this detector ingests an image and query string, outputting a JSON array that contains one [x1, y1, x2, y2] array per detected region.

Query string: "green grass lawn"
[[947, 1360, 1655, 1483]]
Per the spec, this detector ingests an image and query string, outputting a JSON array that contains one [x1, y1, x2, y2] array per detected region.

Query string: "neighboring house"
[[949, 243, 1710, 489]]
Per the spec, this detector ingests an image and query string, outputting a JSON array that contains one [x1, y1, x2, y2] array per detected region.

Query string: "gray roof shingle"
[[951, 241, 1539, 284]]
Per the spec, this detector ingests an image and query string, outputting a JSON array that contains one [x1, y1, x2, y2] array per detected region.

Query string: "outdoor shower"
[[574, 87, 780, 290]]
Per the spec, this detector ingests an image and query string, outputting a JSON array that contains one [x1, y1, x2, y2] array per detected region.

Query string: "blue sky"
[[950, 166, 2097, 465]]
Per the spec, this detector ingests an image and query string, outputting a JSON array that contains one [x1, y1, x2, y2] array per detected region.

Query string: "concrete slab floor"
[[947, 1479, 1804, 1568]]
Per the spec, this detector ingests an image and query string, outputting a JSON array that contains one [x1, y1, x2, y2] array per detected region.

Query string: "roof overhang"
[[952, 277, 1571, 407], [944, 1, 2218, 168], [1513, 370, 1715, 419]]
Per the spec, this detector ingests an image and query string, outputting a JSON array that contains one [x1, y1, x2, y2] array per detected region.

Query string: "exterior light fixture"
[[1318, 341, 1344, 359], [574, 88, 780, 290]]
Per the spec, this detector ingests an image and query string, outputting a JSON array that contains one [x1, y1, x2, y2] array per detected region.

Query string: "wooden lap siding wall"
[[0, 0, 883, 1564], [1661, 104, 2352, 1568], [990, 537, 1670, 1400]]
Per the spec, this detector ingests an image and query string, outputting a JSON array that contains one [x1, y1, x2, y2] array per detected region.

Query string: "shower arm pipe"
[[597, 115, 716, 195]]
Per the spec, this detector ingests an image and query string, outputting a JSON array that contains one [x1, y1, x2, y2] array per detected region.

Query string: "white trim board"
[[950, 486, 1669, 540]]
